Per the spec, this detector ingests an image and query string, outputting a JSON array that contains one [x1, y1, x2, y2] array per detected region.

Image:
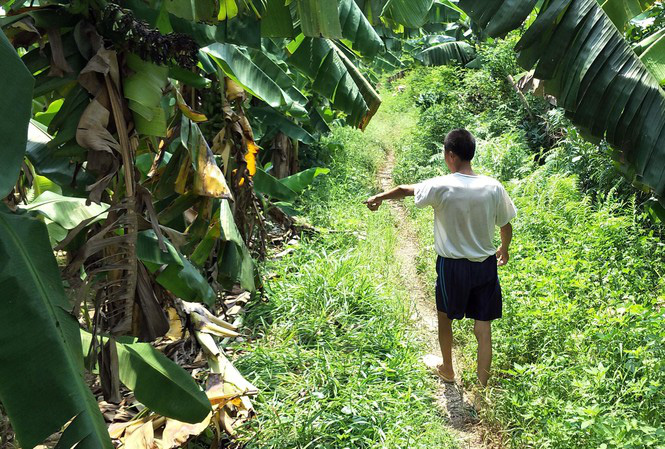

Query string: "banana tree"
[[0, 0, 442, 446], [458, 0, 665, 211]]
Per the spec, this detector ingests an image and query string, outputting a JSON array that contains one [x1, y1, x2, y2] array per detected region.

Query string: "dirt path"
[[378, 152, 491, 449]]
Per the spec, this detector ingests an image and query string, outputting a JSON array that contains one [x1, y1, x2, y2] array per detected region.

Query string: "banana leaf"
[[169, 65, 211, 88], [250, 105, 315, 144], [203, 43, 295, 109], [382, 0, 434, 28], [26, 121, 95, 189], [460, 0, 665, 203], [20, 191, 109, 230], [0, 209, 112, 449], [415, 41, 476, 66], [639, 30, 665, 84], [0, 29, 34, 197], [427, 0, 464, 23], [180, 116, 232, 199], [80, 330, 211, 423], [296, 0, 343, 38], [261, 0, 295, 37], [165, 0, 218, 22], [124, 53, 169, 137], [280, 167, 330, 193], [253, 168, 299, 202], [338, 0, 384, 58], [246, 49, 309, 117], [600, 0, 656, 30], [288, 37, 381, 128], [218, 199, 255, 291], [142, 250, 217, 306], [136, 229, 183, 267]]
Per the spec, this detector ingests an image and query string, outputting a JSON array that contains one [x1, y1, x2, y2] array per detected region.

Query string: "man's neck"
[[452, 163, 475, 176]]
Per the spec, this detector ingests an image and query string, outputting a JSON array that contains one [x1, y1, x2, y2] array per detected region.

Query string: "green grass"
[[379, 50, 665, 449], [232, 125, 457, 449]]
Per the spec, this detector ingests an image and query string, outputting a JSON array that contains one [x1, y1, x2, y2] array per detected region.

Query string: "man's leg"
[[437, 311, 455, 379], [474, 320, 492, 386]]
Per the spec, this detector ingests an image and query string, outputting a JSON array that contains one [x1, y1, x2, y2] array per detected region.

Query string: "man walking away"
[[365, 128, 516, 387]]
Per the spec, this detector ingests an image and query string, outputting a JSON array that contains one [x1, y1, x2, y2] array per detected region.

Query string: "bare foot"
[[437, 364, 455, 382]]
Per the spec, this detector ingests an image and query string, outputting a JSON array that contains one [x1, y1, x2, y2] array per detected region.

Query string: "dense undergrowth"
[[386, 38, 665, 448], [232, 125, 456, 448]]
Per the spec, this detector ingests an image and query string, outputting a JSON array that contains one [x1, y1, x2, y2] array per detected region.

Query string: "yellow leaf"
[[164, 307, 184, 340], [161, 414, 212, 448], [174, 153, 190, 195], [123, 421, 156, 449], [193, 137, 232, 198], [175, 89, 207, 123], [225, 77, 246, 101], [212, 129, 232, 177], [245, 141, 259, 177]]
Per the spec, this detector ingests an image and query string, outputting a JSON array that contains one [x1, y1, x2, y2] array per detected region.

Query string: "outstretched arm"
[[365, 185, 415, 211], [496, 222, 513, 266]]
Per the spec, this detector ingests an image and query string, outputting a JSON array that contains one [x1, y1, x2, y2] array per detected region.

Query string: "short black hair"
[[444, 128, 476, 161]]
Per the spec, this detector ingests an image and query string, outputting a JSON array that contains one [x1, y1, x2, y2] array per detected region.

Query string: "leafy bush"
[[475, 131, 535, 182]]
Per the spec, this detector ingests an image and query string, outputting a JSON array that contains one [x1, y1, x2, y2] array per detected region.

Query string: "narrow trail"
[[377, 151, 491, 449]]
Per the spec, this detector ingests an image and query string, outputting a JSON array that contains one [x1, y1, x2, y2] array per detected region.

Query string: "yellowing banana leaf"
[[0, 29, 34, 197], [175, 89, 208, 122], [81, 330, 212, 424], [0, 209, 113, 449], [181, 116, 233, 199], [245, 141, 259, 176]]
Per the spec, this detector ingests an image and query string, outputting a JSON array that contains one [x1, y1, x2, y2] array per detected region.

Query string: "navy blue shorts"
[[435, 255, 502, 321]]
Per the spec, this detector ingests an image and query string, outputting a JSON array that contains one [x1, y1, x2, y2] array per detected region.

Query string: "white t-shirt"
[[414, 173, 517, 262]]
